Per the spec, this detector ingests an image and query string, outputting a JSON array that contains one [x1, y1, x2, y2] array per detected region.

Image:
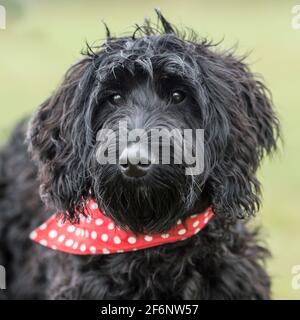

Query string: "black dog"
[[0, 11, 279, 299]]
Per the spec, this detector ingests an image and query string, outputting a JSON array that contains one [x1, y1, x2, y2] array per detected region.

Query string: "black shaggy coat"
[[0, 12, 279, 300]]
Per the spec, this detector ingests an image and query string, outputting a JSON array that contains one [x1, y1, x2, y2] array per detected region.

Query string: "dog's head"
[[27, 11, 279, 234]]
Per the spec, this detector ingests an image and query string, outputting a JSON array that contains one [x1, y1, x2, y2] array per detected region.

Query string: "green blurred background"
[[0, 0, 299, 299]]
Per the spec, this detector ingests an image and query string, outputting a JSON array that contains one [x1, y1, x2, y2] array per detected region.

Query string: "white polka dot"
[[67, 225, 75, 233], [48, 230, 58, 239], [91, 203, 98, 209], [85, 230, 89, 238], [204, 217, 209, 224], [75, 228, 81, 237], [128, 236, 136, 244], [144, 235, 153, 242], [51, 245, 57, 250], [194, 228, 201, 234], [178, 229, 187, 235], [89, 246, 96, 253], [132, 248, 137, 251], [72, 242, 79, 250], [113, 236, 121, 244], [91, 231, 98, 240], [191, 214, 197, 218], [108, 222, 115, 230], [101, 233, 108, 242], [161, 233, 169, 239], [29, 231, 37, 240], [80, 229, 85, 237], [204, 211, 209, 217], [40, 239, 48, 246], [117, 249, 124, 253], [39, 223, 47, 230], [65, 239, 74, 247], [80, 244, 86, 252], [176, 219, 182, 225], [102, 248, 110, 254], [193, 221, 199, 228], [95, 218, 103, 226], [58, 235, 65, 243]]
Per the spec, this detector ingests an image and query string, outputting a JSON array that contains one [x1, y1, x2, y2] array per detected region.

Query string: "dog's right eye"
[[170, 90, 186, 104], [109, 94, 124, 105]]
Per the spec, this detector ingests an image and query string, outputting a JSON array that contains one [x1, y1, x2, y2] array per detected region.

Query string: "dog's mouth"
[[92, 162, 203, 234]]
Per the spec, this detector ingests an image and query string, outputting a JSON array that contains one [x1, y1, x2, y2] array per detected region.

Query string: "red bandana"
[[30, 199, 213, 255]]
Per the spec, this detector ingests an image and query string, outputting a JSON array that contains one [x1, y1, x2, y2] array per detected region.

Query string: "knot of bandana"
[[30, 199, 213, 255]]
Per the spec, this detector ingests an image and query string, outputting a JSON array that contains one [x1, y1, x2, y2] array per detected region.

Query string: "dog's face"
[[89, 36, 210, 233], [28, 15, 279, 234]]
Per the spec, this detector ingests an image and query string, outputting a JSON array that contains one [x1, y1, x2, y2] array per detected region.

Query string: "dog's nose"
[[119, 144, 151, 178]]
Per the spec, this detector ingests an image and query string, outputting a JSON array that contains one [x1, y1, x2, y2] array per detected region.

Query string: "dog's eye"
[[109, 94, 124, 105], [171, 90, 186, 104]]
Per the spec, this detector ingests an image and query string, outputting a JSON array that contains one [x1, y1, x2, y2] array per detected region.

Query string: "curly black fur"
[[0, 11, 279, 299]]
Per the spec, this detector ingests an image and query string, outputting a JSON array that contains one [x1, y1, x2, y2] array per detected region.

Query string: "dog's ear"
[[196, 48, 280, 220], [27, 57, 96, 221]]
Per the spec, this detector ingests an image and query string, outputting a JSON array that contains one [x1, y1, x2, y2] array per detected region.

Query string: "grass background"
[[0, 0, 299, 299]]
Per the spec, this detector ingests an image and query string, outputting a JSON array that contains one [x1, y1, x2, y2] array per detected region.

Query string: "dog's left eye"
[[109, 94, 124, 105], [171, 90, 186, 104]]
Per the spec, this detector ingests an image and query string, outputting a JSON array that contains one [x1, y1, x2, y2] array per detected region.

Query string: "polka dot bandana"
[[30, 199, 214, 255]]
